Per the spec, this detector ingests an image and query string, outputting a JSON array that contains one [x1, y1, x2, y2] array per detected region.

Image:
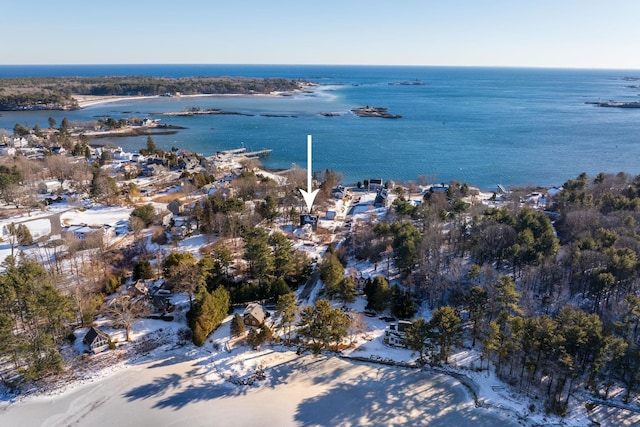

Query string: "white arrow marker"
[[299, 134, 319, 214]]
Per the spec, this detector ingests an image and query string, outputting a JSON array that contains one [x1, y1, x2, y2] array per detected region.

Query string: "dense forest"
[[344, 172, 640, 415], [0, 76, 308, 110]]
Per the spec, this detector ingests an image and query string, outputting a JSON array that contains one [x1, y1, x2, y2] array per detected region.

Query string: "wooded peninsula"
[[0, 76, 309, 110]]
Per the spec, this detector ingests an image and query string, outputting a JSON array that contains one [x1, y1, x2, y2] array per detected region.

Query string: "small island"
[[586, 100, 640, 108], [388, 80, 428, 86], [351, 106, 402, 119], [152, 108, 254, 117]]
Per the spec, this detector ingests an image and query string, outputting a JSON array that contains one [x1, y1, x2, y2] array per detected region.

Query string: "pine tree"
[[364, 276, 391, 312], [275, 292, 297, 343], [319, 253, 344, 298], [188, 285, 230, 346], [132, 259, 154, 281], [406, 317, 431, 362], [428, 306, 463, 363], [391, 287, 416, 319], [230, 313, 246, 337]]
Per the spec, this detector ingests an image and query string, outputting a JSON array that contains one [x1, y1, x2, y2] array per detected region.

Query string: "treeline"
[[77, 76, 303, 96], [0, 257, 74, 384], [0, 76, 306, 110], [346, 172, 640, 415], [0, 93, 76, 111]]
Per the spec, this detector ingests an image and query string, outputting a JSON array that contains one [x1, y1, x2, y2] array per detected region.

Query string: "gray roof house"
[[83, 326, 110, 354], [243, 303, 266, 327]]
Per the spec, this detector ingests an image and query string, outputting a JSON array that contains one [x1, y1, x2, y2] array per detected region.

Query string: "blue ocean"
[[1, 64, 639, 190]]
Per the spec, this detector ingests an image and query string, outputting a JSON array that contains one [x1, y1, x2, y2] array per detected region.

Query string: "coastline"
[[73, 87, 314, 109], [1, 66, 638, 190], [73, 92, 302, 109]]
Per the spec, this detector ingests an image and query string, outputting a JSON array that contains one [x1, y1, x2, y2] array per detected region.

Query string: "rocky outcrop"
[[351, 106, 402, 119]]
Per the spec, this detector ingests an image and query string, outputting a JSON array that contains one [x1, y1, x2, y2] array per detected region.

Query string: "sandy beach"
[[0, 349, 521, 427], [73, 91, 303, 109]]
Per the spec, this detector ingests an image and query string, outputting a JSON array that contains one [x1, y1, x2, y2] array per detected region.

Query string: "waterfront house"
[[243, 303, 266, 327], [369, 178, 383, 192], [384, 320, 413, 348], [374, 188, 389, 208], [83, 326, 110, 354], [331, 186, 346, 199]]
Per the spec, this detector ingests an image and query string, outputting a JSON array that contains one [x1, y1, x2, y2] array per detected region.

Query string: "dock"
[[218, 148, 248, 155], [244, 149, 272, 159], [216, 148, 272, 159]]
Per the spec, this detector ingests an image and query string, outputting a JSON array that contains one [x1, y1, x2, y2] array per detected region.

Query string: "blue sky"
[[3, 0, 640, 69]]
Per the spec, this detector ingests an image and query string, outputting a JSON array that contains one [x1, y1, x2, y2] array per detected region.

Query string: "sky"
[[2, 0, 640, 69]]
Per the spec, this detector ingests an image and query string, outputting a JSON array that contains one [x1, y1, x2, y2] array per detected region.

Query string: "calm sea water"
[[1, 64, 639, 190]]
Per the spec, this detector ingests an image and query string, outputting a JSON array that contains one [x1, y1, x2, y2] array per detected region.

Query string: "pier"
[[244, 149, 272, 159], [218, 148, 248, 155], [216, 148, 272, 158]]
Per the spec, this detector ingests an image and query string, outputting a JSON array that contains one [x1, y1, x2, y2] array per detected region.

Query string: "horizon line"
[[1, 63, 640, 72]]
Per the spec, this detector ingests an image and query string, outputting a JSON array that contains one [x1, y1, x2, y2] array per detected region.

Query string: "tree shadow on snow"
[[122, 373, 183, 402], [294, 366, 509, 427]]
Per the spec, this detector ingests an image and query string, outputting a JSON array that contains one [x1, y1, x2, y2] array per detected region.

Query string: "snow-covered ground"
[[2, 292, 630, 426], [0, 188, 635, 426], [0, 307, 521, 427]]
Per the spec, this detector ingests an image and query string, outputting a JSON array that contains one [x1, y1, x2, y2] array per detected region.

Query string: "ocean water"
[[1, 65, 639, 190]]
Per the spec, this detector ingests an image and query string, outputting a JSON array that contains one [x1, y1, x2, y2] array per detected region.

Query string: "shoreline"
[[0, 347, 526, 427], [73, 87, 314, 109]]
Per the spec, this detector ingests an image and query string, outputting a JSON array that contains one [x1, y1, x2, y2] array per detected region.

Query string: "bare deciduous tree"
[[107, 295, 150, 342]]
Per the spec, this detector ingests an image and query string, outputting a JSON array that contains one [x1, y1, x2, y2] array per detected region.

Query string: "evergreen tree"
[[259, 194, 279, 222], [189, 285, 230, 346], [406, 317, 431, 362], [468, 286, 488, 347], [145, 136, 158, 155], [230, 313, 246, 337], [319, 253, 344, 298], [275, 292, 297, 342], [132, 259, 154, 281], [336, 277, 357, 305], [270, 232, 295, 279], [297, 299, 349, 352], [391, 222, 421, 274], [391, 287, 416, 319], [130, 204, 156, 226], [243, 228, 274, 283], [428, 306, 463, 363], [246, 323, 273, 349], [270, 277, 292, 301], [0, 258, 74, 379], [364, 276, 391, 312]]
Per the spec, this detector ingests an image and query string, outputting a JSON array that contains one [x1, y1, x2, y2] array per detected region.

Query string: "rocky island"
[[388, 80, 428, 86], [152, 108, 254, 117], [587, 100, 640, 108], [351, 106, 402, 119]]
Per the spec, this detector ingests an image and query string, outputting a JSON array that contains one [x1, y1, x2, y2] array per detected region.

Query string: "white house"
[[383, 320, 413, 348]]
